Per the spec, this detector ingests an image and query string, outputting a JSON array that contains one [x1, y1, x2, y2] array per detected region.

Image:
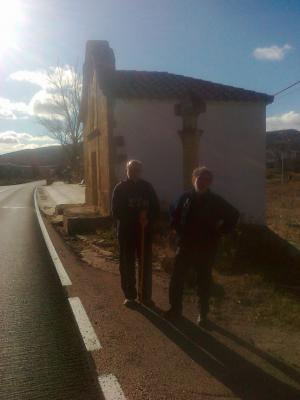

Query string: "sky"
[[0, 0, 300, 154]]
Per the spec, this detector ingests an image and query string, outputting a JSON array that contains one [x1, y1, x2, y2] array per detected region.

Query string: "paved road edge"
[[34, 186, 127, 400], [34, 187, 72, 286]]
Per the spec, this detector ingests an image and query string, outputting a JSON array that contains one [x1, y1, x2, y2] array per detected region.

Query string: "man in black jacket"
[[165, 167, 239, 325], [112, 160, 160, 307]]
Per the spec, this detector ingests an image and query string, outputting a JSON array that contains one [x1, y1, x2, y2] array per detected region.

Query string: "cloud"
[[9, 70, 49, 88], [0, 131, 58, 154], [29, 90, 63, 119], [0, 97, 29, 119], [9, 65, 77, 89], [0, 135, 19, 144], [9, 65, 80, 120], [0, 91, 62, 121], [253, 44, 292, 61], [266, 111, 300, 131]]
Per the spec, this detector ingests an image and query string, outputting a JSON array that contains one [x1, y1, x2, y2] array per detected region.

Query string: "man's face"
[[194, 172, 213, 192], [127, 162, 142, 181]]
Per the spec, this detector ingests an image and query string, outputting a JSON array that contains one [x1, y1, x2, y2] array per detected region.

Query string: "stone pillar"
[[175, 97, 206, 190], [81, 41, 116, 213]]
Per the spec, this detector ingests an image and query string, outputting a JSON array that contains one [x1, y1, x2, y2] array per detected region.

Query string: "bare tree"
[[37, 65, 83, 178]]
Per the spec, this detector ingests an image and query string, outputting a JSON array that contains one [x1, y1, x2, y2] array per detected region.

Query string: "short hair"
[[126, 159, 142, 169], [192, 166, 213, 181]]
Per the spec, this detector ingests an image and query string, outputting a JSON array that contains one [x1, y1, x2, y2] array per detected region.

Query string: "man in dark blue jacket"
[[165, 167, 239, 325], [112, 160, 160, 307]]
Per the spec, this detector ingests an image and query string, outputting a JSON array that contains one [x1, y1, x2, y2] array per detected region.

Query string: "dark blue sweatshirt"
[[111, 179, 160, 234], [170, 189, 239, 246]]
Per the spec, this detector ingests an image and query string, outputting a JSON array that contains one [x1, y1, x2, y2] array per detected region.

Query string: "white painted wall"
[[114, 99, 183, 208], [199, 101, 266, 223], [114, 98, 267, 223]]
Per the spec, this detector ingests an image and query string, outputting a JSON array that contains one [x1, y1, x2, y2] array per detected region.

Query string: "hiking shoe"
[[123, 298, 137, 308], [197, 314, 209, 327], [164, 308, 182, 320]]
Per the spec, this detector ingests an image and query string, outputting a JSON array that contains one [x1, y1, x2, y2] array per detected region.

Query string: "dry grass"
[[266, 172, 300, 248], [209, 173, 300, 331]]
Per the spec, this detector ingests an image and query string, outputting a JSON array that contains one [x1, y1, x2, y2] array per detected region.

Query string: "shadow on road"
[[136, 305, 300, 400], [210, 322, 300, 385]]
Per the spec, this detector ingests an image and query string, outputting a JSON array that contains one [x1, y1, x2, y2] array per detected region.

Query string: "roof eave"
[[109, 93, 275, 104]]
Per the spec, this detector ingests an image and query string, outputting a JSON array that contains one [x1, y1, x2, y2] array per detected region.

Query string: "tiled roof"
[[103, 70, 273, 104]]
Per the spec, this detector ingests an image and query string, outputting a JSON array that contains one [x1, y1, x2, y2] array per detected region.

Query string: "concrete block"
[[55, 203, 86, 215], [62, 205, 112, 235]]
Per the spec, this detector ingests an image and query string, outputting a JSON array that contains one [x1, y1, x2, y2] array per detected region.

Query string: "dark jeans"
[[118, 227, 152, 301], [169, 243, 217, 317]]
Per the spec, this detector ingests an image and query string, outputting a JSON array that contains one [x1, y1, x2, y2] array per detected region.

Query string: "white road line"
[[98, 374, 126, 400], [0, 187, 15, 194], [0, 184, 24, 194], [1, 206, 28, 209], [34, 187, 72, 286], [68, 297, 101, 351]]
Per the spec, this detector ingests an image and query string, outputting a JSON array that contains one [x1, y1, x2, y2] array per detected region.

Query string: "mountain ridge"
[[0, 145, 65, 167]]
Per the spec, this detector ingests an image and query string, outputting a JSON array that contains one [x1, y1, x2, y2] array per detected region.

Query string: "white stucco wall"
[[198, 101, 266, 223], [114, 99, 183, 208], [114, 98, 266, 223]]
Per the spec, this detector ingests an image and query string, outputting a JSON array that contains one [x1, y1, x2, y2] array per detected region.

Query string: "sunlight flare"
[[0, 0, 24, 50]]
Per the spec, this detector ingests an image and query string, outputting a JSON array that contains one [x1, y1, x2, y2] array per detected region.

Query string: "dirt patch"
[[267, 173, 300, 248]]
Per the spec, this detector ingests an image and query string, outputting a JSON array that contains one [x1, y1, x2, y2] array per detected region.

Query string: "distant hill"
[[0, 145, 65, 167], [266, 129, 300, 171], [266, 129, 300, 151]]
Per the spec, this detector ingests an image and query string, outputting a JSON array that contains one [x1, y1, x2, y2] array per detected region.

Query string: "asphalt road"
[[0, 182, 100, 400]]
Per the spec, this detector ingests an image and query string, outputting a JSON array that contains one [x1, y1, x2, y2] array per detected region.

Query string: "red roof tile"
[[102, 70, 273, 104]]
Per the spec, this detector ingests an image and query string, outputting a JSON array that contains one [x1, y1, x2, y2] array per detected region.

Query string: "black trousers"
[[169, 243, 217, 316], [118, 228, 152, 301]]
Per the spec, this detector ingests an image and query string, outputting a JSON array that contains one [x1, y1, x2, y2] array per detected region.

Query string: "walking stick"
[[138, 211, 147, 303]]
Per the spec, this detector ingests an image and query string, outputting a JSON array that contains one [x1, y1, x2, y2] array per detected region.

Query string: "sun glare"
[[0, 0, 24, 50]]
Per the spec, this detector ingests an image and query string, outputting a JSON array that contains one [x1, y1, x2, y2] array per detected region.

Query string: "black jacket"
[[170, 189, 239, 246], [112, 179, 160, 233]]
